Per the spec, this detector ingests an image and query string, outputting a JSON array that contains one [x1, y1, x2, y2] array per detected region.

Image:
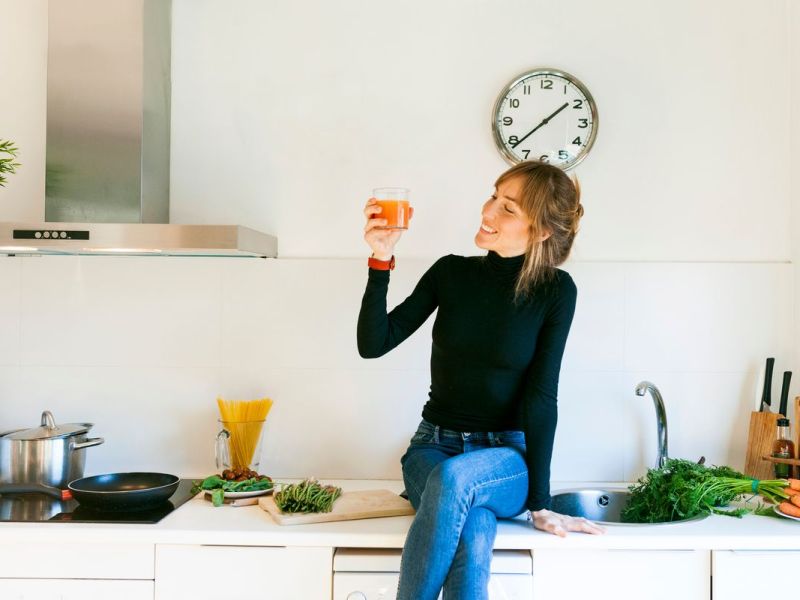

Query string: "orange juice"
[[376, 199, 410, 230]]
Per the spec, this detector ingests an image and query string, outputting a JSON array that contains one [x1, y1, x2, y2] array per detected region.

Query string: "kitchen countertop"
[[1, 480, 799, 550]]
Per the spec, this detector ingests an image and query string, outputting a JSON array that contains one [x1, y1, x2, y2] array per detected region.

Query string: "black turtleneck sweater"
[[357, 252, 577, 511]]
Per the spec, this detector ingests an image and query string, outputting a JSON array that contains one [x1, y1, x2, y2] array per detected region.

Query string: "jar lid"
[[3, 411, 92, 440], [777, 417, 791, 427]]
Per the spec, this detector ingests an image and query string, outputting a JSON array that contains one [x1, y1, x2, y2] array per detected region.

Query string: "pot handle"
[[71, 437, 104, 450], [41, 410, 57, 430]]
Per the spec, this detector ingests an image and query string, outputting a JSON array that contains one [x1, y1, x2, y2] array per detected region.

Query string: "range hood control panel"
[[14, 229, 90, 240]]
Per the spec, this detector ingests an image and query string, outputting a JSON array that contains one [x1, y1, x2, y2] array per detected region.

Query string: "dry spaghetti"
[[217, 397, 273, 469]]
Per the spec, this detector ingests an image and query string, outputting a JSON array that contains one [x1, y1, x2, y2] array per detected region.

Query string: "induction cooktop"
[[0, 479, 197, 524]]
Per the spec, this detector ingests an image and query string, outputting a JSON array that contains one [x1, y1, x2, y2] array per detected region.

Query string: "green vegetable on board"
[[273, 478, 342, 514]]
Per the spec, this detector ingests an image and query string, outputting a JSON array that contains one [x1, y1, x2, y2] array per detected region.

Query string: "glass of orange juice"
[[373, 187, 410, 230]]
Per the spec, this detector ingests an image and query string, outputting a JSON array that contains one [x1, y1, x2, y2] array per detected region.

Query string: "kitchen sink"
[[550, 488, 708, 526]]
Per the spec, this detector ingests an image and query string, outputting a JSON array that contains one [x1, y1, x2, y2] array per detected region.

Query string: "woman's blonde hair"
[[495, 161, 583, 300]]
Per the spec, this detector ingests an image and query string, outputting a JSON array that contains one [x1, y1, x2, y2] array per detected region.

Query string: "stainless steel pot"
[[0, 411, 104, 488]]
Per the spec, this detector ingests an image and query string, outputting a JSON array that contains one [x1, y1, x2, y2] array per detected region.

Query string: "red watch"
[[368, 255, 395, 271]]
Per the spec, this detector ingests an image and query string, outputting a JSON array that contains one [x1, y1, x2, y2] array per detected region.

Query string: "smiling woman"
[[481, 161, 585, 301], [475, 176, 534, 258], [357, 160, 595, 600]]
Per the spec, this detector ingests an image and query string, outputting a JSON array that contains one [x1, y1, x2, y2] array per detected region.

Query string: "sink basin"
[[550, 488, 708, 526]]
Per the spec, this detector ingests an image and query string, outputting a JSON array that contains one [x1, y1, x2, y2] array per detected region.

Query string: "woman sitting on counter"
[[357, 160, 605, 600]]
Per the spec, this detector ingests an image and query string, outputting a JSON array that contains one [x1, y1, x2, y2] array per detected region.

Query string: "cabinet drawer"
[[334, 548, 532, 574], [713, 550, 800, 600], [0, 542, 154, 579], [333, 549, 533, 600], [333, 572, 531, 600], [155, 544, 332, 600], [533, 549, 709, 600], [0, 579, 153, 600]]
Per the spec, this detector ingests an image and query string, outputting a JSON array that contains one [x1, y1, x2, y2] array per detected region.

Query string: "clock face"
[[492, 69, 598, 170]]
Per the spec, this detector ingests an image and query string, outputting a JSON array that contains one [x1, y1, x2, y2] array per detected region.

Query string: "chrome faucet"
[[635, 381, 669, 469]]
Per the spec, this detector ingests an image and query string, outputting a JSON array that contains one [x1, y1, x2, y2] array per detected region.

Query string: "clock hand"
[[511, 102, 570, 149]]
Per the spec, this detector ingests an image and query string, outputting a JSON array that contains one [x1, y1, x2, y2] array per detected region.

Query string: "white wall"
[[170, 0, 790, 262], [0, 0, 46, 221], [0, 0, 797, 485]]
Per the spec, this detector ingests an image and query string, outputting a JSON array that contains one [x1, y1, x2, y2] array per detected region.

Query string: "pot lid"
[[3, 411, 92, 440]]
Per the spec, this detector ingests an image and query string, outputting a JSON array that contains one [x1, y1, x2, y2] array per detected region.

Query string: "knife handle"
[[762, 357, 775, 410], [779, 371, 792, 416]]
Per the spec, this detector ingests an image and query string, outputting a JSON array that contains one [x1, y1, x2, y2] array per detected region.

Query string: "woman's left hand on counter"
[[529, 509, 607, 537]]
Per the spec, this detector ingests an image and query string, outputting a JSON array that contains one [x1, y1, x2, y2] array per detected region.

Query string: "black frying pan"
[[67, 472, 179, 511]]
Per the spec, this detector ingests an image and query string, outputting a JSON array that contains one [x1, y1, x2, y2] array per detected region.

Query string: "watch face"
[[492, 69, 598, 170]]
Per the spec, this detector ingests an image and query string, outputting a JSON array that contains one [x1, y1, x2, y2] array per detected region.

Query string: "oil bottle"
[[772, 418, 796, 479]]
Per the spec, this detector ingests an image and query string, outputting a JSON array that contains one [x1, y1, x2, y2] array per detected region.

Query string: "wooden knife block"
[[745, 396, 800, 480], [744, 411, 781, 479]]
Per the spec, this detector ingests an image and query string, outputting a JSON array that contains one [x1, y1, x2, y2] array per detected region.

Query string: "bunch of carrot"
[[777, 479, 800, 517]]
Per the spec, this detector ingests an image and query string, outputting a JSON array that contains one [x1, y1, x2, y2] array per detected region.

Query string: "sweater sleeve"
[[521, 274, 577, 511], [356, 257, 444, 358]]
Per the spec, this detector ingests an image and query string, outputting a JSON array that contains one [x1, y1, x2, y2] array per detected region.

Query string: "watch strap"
[[368, 255, 395, 271]]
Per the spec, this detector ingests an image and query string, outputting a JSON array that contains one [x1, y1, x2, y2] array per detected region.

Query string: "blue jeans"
[[397, 418, 528, 600]]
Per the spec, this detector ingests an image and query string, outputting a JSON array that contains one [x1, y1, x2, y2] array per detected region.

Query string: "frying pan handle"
[[0, 483, 71, 500], [72, 437, 105, 450]]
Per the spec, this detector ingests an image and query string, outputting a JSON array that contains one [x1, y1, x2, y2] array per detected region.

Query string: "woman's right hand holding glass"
[[363, 198, 413, 260]]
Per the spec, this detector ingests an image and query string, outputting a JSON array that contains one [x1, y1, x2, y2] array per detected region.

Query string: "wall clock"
[[492, 68, 598, 170]]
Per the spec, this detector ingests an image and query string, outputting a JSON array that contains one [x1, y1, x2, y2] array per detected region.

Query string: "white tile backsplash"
[[218, 365, 431, 479], [1, 256, 793, 485], [623, 263, 793, 372], [220, 258, 435, 371], [0, 366, 21, 427], [550, 372, 628, 483], [561, 263, 626, 372], [1, 365, 223, 476], [0, 258, 21, 366], [20, 257, 223, 368], [621, 371, 760, 481]]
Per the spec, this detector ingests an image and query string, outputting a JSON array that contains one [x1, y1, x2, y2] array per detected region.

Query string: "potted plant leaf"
[[0, 140, 21, 187]]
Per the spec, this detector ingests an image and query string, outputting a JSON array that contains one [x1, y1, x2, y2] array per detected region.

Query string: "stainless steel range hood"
[[0, 0, 277, 258]]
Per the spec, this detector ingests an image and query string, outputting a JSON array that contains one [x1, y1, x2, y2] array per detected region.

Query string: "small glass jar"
[[215, 419, 266, 472]]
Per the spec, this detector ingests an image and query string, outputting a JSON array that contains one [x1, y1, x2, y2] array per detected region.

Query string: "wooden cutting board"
[[259, 489, 414, 525]]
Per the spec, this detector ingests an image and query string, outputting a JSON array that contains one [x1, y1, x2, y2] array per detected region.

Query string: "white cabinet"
[[332, 548, 533, 600], [0, 542, 154, 600], [0, 579, 152, 600], [532, 549, 710, 600], [713, 550, 800, 600], [155, 544, 332, 600], [0, 542, 154, 579]]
